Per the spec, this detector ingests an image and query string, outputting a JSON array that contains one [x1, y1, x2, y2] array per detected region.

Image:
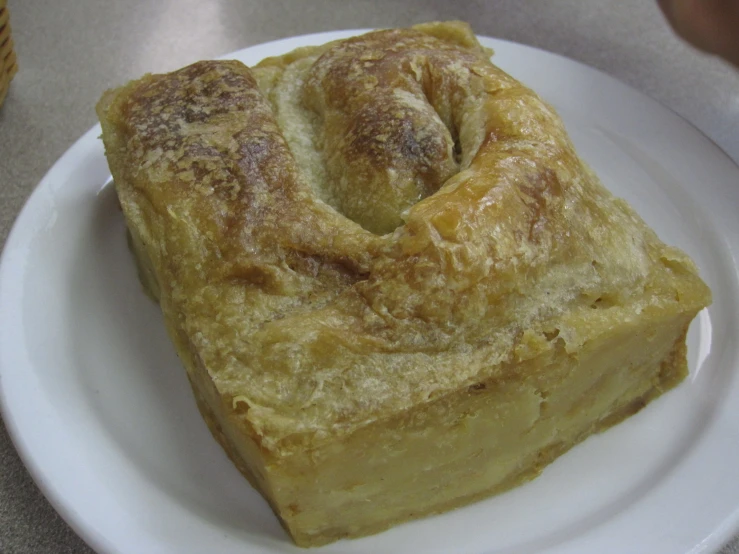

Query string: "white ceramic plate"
[[2, 31, 739, 554]]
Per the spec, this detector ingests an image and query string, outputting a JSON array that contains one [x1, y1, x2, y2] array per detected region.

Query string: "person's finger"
[[658, 0, 739, 66]]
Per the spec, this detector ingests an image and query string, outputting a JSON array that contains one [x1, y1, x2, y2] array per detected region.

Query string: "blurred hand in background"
[[658, 0, 739, 67]]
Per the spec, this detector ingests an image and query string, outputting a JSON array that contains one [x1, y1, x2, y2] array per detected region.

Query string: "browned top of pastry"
[[97, 21, 710, 454]]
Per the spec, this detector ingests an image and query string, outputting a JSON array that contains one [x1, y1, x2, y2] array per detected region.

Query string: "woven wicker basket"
[[0, 0, 17, 107]]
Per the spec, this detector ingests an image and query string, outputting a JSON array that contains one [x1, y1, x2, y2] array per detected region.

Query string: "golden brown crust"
[[96, 21, 711, 460]]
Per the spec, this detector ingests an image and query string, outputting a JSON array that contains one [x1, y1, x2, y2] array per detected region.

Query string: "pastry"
[[96, 21, 711, 547]]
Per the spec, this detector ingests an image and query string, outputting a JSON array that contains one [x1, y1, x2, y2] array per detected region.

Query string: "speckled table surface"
[[1, 1, 738, 552]]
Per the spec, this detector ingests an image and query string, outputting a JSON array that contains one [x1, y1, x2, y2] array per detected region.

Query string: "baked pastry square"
[[96, 21, 711, 547]]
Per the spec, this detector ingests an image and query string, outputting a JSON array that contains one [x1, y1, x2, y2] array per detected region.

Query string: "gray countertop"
[[1, 1, 737, 552]]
